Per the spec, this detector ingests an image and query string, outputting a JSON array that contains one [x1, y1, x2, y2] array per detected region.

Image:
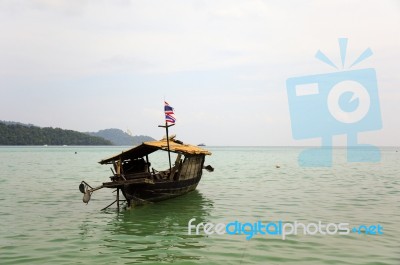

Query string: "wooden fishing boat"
[[79, 135, 213, 209]]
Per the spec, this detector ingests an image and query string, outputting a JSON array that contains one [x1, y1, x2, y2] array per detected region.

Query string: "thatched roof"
[[99, 137, 211, 164]]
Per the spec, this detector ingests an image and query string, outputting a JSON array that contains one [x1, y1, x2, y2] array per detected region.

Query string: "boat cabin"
[[99, 136, 212, 186]]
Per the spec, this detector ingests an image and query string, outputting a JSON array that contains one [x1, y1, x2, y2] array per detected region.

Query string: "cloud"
[[1, 0, 399, 78], [0, 0, 399, 145]]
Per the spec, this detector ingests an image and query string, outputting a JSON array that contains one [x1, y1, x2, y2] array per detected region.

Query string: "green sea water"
[[0, 146, 399, 265]]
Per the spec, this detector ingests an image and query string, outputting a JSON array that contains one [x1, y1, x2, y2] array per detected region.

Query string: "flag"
[[165, 114, 176, 124], [164, 101, 176, 124]]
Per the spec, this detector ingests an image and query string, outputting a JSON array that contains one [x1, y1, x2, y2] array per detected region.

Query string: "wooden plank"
[[103, 178, 154, 188]]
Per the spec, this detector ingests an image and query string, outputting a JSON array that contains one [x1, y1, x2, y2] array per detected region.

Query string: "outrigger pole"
[[158, 122, 174, 172]]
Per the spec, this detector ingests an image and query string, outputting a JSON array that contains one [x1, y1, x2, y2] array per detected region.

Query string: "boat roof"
[[99, 137, 211, 164]]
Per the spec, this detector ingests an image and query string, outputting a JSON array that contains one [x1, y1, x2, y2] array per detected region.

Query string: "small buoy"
[[275, 165, 280, 168], [75, 152, 77, 154], [83, 189, 91, 204], [204, 165, 214, 172]]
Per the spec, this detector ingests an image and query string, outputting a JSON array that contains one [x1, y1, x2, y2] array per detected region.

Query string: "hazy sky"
[[1, 0, 399, 146]]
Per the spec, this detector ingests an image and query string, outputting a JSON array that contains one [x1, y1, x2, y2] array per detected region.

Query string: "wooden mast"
[[160, 100, 175, 174], [158, 123, 174, 172]]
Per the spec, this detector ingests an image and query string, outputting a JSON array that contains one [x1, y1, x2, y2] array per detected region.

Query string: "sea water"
[[0, 146, 399, 265]]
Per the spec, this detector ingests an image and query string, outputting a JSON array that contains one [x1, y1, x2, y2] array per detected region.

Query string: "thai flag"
[[165, 114, 176, 124], [164, 101, 174, 114], [164, 101, 176, 124]]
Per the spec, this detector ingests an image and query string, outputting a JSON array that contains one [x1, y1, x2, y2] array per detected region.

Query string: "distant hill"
[[0, 122, 112, 145], [87, 128, 155, 146], [0, 120, 34, 127]]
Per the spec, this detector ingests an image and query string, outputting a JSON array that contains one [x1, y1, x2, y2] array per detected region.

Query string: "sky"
[[0, 0, 399, 146]]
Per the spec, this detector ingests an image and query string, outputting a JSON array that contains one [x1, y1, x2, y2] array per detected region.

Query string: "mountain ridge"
[[0, 121, 155, 146], [0, 121, 112, 145], [87, 128, 155, 146]]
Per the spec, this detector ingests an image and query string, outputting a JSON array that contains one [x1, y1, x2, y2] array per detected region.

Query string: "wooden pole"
[[101, 199, 117, 211], [165, 122, 172, 172], [158, 123, 175, 173], [116, 189, 119, 209], [145, 155, 150, 172]]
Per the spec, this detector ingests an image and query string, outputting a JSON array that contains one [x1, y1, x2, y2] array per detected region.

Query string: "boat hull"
[[100, 154, 207, 207], [121, 175, 202, 206]]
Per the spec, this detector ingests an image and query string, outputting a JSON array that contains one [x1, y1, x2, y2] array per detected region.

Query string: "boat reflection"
[[101, 190, 214, 263]]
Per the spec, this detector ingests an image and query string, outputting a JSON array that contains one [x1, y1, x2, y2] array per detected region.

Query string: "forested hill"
[[0, 122, 112, 145], [87, 129, 155, 146]]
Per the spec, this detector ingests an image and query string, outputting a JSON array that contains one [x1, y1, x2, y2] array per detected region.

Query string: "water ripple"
[[0, 147, 399, 264]]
